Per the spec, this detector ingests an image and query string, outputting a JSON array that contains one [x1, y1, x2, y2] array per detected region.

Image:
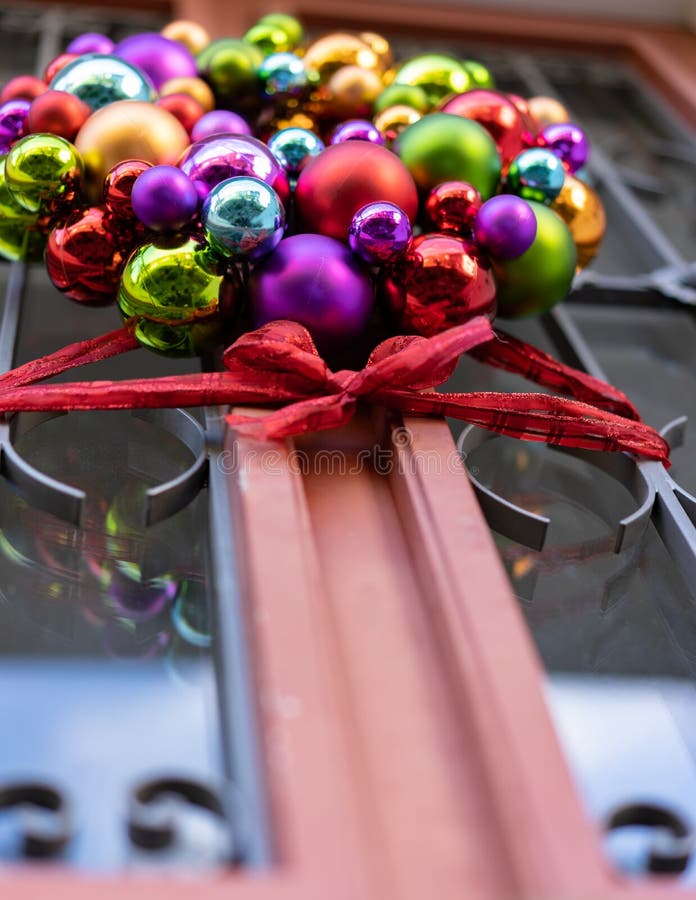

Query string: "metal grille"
[[1, 3, 696, 882], [0, 3, 270, 873]]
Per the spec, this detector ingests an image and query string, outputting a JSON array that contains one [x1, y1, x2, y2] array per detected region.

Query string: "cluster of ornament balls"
[[0, 14, 606, 358]]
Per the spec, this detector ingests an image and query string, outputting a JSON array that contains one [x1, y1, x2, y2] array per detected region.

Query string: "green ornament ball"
[[258, 14, 304, 48], [462, 59, 495, 89], [492, 201, 577, 318], [197, 39, 263, 106], [374, 83, 430, 114], [244, 13, 304, 55], [5, 133, 83, 214], [118, 237, 227, 355], [0, 155, 44, 261], [394, 112, 501, 199], [393, 54, 470, 106]]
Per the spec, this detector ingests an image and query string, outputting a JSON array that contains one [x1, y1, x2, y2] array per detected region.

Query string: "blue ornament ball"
[[202, 175, 285, 260], [50, 53, 155, 110], [258, 52, 308, 98], [505, 147, 565, 204], [267, 127, 325, 177]]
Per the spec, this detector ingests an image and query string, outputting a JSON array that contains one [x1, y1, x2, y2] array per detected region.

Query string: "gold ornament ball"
[[373, 104, 422, 145], [527, 96, 571, 132], [393, 53, 470, 105], [272, 110, 318, 133], [161, 20, 211, 56], [303, 33, 380, 82], [74, 101, 190, 202], [358, 32, 393, 73], [159, 76, 215, 111], [327, 65, 384, 118], [552, 174, 606, 269]]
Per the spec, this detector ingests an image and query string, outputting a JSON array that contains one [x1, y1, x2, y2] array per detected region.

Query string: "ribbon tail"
[[471, 329, 640, 420], [227, 392, 357, 440], [0, 371, 298, 412], [382, 389, 669, 464], [0, 326, 140, 390]]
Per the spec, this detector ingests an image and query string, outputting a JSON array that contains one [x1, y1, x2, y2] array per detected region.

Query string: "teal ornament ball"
[[267, 127, 325, 177], [394, 112, 501, 199], [202, 175, 285, 260], [506, 147, 565, 204], [50, 54, 155, 110], [492, 201, 577, 317], [258, 51, 307, 97]]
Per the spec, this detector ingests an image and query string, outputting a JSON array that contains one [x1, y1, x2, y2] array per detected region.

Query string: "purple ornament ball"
[[178, 134, 290, 207], [190, 110, 252, 143], [330, 119, 385, 146], [473, 195, 537, 260], [131, 165, 198, 231], [114, 33, 196, 90], [248, 234, 374, 351], [539, 123, 588, 174], [66, 32, 115, 55], [0, 98, 30, 152], [348, 201, 412, 265]]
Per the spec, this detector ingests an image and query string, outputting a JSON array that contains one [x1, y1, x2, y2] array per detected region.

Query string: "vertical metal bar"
[[34, 6, 64, 75], [205, 411, 273, 867], [0, 262, 25, 374]]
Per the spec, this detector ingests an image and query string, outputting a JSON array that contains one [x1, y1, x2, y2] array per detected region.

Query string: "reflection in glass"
[[466, 435, 696, 883], [0, 412, 221, 870]]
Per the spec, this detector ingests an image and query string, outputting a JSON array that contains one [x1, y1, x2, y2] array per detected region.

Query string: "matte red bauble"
[[380, 232, 497, 336], [28, 90, 91, 142], [0, 75, 47, 103], [156, 93, 205, 134], [294, 141, 418, 242]]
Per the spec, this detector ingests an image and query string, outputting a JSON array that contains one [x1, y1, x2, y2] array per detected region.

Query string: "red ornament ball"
[[439, 89, 526, 167], [294, 141, 418, 242], [43, 53, 79, 84], [1, 75, 47, 103], [104, 159, 153, 222], [507, 93, 537, 147], [155, 93, 206, 135], [28, 90, 91, 142], [380, 232, 497, 336], [424, 181, 482, 235], [45, 206, 130, 305]]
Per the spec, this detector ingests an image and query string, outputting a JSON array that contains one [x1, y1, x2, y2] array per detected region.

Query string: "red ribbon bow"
[[0, 316, 668, 464]]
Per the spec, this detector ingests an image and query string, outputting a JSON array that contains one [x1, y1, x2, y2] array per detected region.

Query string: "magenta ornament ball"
[[66, 33, 115, 55], [131, 165, 198, 231], [178, 134, 290, 207], [473, 195, 537, 260], [330, 119, 385, 146], [539, 122, 589, 174], [0, 99, 30, 152], [248, 233, 374, 351], [190, 110, 252, 142], [348, 201, 412, 265], [114, 33, 197, 90]]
